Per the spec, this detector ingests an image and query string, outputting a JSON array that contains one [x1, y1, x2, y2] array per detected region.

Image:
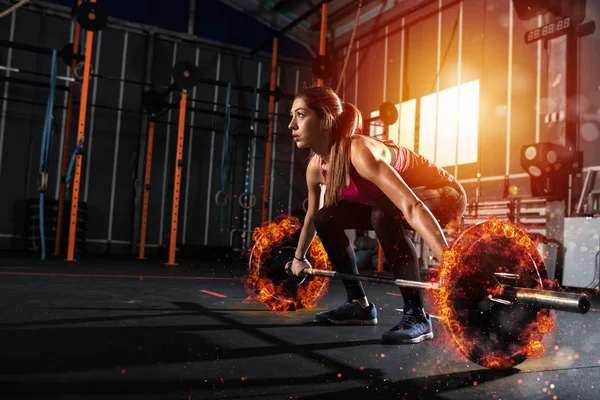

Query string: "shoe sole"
[[315, 317, 378, 325], [382, 331, 434, 344]]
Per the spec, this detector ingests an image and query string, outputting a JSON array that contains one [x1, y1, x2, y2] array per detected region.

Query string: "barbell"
[[142, 61, 202, 115], [245, 215, 591, 370], [287, 267, 589, 315], [363, 102, 399, 126]]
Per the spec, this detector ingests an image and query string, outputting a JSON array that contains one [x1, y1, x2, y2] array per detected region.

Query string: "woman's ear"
[[319, 120, 331, 142]]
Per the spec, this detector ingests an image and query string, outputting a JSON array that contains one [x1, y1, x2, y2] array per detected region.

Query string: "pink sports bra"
[[318, 137, 454, 206]]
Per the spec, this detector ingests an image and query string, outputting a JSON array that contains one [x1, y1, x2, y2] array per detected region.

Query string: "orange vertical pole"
[[55, 0, 82, 256], [261, 36, 278, 224], [138, 121, 155, 260], [66, 0, 96, 262], [167, 91, 187, 266], [377, 245, 385, 273], [317, 3, 328, 87]]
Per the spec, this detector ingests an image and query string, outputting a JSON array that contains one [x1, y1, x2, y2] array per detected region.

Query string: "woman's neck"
[[312, 139, 332, 163], [315, 152, 330, 165]]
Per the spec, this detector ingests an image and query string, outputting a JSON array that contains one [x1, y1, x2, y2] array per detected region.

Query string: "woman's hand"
[[285, 258, 312, 277]]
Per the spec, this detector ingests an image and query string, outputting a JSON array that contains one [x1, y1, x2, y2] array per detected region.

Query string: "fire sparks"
[[433, 219, 557, 369], [244, 214, 332, 312]]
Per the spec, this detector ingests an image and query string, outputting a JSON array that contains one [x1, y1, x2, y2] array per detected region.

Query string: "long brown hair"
[[295, 85, 362, 207]]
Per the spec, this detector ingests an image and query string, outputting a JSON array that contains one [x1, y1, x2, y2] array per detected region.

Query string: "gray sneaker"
[[315, 301, 378, 325], [382, 307, 434, 344]]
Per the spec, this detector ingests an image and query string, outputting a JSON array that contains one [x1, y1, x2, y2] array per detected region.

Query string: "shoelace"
[[400, 311, 420, 328], [333, 302, 358, 312]]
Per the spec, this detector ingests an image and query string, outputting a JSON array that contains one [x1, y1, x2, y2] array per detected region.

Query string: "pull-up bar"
[[0, 75, 69, 90]]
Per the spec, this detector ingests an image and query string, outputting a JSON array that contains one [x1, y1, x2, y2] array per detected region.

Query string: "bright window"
[[389, 99, 416, 151], [366, 79, 478, 166], [419, 93, 437, 161], [419, 80, 480, 166], [457, 80, 480, 164]]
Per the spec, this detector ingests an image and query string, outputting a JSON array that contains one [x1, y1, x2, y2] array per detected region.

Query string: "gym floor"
[[0, 253, 598, 400]]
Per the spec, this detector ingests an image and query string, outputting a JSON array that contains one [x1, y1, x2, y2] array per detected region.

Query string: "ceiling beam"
[[250, 0, 335, 55], [272, 0, 297, 12]]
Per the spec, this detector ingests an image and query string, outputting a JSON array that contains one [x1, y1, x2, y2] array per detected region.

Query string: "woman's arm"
[[288, 157, 324, 276], [350, 138, 448, 261]]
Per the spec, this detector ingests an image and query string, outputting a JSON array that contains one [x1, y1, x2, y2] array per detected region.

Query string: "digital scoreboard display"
[[524, 16, 571, 44]]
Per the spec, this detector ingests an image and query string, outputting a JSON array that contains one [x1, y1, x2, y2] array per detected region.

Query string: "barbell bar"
[[286, 264, 591, 315]]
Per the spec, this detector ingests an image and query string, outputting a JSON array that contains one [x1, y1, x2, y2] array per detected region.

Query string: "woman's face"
[[288, 97, 325, 150]]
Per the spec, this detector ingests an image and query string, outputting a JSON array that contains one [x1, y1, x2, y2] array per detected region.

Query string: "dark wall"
[[0, 4, 313, 254]]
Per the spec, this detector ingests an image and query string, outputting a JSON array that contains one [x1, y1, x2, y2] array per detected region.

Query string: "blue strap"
[[80, 27, 85, 56], [79, 0, 87, 56], [247, 87, 257, 185], [219, 82, 232, 230], [221, 82, 232, 193], [38, 49, 58, 260], [66, 137, 85, 196], [241, 87, 258, 248]]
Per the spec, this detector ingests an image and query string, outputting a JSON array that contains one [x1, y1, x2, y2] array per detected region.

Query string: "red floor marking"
[[200, 289, 227, 298], [0, 271, 243, 281], [386, 291, 402, 297], [0, 266, 34, 269]]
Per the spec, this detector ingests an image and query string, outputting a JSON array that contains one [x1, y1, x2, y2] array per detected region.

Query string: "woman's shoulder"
[[350, 135, 385, 158], [350, 134, 372, 151]]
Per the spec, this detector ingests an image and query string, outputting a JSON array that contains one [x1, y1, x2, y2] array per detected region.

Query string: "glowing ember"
[[433, 219, 557, 369], [244, 214, 332, 312]]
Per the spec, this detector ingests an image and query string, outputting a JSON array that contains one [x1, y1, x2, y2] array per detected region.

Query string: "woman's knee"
[[450, 194, 467, 222], [438, 189, 467, 226]]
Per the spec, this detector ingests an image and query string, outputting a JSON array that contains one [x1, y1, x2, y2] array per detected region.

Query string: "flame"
[[523, 340, 546, 359], [244, 214, 332, 313], [480, 352, 512, 370], [433, 218, 557, 369], [520, 312, 556, 359]]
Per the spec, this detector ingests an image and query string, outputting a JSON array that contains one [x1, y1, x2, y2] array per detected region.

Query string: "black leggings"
[[312, 181, 467, 309]]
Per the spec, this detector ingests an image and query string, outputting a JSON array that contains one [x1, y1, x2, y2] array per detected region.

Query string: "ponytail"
[[323, 102, 362, 207]]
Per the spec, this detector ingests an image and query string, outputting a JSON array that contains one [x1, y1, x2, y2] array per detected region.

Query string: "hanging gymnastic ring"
[[302, 198, 309, 213], [72, 61, 93, 81], [215, 190, 229, 206], [37, 172, 48, 192], [239, 192, 257, 209]]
